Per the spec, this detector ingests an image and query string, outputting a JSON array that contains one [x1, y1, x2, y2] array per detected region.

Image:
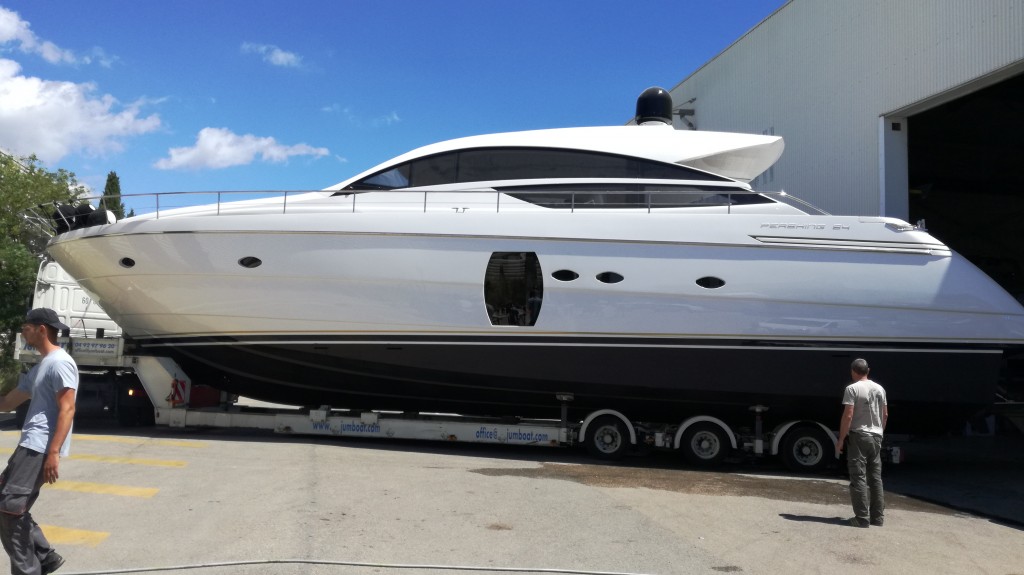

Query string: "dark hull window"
[[501, 183, 772, 209], [484, 252, 543, 326]]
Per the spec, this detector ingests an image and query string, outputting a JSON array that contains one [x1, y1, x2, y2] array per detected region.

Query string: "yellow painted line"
[[73, 434, 207, 448], [68, 453, 187, 468], [39, 525, 109, 547], [45, 480, 159, 498], [2, 431, 206, 449], [0, 448, 186, 467]]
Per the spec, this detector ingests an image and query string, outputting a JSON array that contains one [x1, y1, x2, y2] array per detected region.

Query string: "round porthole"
[[119, 257, 135, 268], [696, 276, 726, 289], [596, 272, 624, 284], [552, 269, 579, 282], [238, 256, 263, 269]]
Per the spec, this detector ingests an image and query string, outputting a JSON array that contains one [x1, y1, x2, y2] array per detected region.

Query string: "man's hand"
[[835, 438, 844, 458], [43, 453, 60, 484]]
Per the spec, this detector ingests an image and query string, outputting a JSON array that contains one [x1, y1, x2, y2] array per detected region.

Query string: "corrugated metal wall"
[[669, 0, 1024, 216]]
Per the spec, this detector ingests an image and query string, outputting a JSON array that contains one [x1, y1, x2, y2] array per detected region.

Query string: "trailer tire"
[[780, 425, 832, 473], [585, 416, 629, 460], [680, 422, 730, 467]]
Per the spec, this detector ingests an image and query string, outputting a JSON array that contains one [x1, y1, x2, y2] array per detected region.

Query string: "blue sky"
[[1, 1, 785, 214]]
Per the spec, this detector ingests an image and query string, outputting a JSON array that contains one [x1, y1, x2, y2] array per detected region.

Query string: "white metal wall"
[[669, 0, 1024, 217]]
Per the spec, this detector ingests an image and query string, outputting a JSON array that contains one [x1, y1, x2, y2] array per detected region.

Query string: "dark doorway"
[[484, 252, 544, 326], [908, 73, 1024, 303]]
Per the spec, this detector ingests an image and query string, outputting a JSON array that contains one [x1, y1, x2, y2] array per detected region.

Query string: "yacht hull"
[[46, 210, 1024, 434], [139, 333, 1001, 434]]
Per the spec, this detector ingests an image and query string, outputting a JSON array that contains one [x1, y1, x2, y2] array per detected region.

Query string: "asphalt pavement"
[[0, 413, 1020, 575]]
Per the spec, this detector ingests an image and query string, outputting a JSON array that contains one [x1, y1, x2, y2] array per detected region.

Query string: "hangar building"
[[666, 0, 1023, 299]]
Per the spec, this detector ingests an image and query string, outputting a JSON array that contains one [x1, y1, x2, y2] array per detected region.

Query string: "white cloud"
[[154, 127, 329, 170], [323, 104, 402, 128], [373, 111, 401, 127], [0, 58, 162, 163], [0, 6, 77, 64], [241, 42, 302, 68], [81, 47, 119, 68]]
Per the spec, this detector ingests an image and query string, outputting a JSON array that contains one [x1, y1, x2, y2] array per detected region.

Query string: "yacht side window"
[[484, 252, 543, 327], [345, 147, 732, 190], [359, 166, 410, 189]]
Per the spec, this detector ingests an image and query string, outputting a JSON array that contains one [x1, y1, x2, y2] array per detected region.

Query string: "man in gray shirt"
[[835, 358, 888, 528], [0, 308, 78, 574]]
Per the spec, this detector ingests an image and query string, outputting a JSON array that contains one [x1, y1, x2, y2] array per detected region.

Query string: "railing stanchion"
[[423, 191, 428, 213], [283, 191, 288, 214], [155, 194, 160, 219], [217, 192, 221, 215]]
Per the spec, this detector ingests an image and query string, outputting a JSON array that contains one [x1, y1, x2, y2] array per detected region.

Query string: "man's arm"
[[43, 387, 76, 484], [882, 404, 888, 431], [836, 404, 854, 457], [0, 388, 30, 413]]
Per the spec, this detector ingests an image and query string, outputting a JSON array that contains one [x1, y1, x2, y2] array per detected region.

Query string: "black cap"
[[25, 308, 70, 331]]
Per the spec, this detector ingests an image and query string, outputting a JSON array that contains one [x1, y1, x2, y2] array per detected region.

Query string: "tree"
[[0, 152, 85, 391], [102, 170, 128, 219]]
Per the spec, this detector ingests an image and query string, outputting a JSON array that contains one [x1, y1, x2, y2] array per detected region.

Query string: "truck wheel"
[[781, 425, 832, 473], [680, 422, 730, 467], [586, 416, 629, 460]]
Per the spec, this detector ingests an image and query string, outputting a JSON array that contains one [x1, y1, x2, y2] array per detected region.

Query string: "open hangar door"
[[907, 72, 1024, 420], [907, 73, 1024, 303]]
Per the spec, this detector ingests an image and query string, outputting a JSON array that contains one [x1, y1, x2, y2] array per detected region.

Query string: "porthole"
[[696, 276, 726, 289], [596, 272, 624, 284], [238, 256, 263, 269], [119, 257, 135, 268], [552, 269, 579, 282]]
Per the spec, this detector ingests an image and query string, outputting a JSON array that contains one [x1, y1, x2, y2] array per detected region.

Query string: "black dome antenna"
[[635, 87, 673, 126]]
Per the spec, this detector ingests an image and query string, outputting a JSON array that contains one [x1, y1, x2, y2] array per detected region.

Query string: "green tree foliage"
[[102, 170, 127, 219], [0, 152, 85, 390]]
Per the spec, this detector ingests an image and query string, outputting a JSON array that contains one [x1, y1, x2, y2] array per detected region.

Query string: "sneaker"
[[847, 517, 869, 528], [870, 518, 884, 527], [41, 551, 64, 574]]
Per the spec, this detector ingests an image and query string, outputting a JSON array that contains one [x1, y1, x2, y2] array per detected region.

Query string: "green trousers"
[[847, 432, 885, 523]]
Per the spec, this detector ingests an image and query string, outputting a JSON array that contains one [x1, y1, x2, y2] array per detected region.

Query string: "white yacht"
[[41, 88, 1024, 433]]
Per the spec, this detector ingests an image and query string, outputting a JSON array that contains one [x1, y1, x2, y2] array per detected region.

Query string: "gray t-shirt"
[[17, 348, 79, 456], [842, 378, 887, 437]]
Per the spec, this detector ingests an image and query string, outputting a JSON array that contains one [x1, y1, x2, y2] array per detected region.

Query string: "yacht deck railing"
[[21, 188, 828, 239]]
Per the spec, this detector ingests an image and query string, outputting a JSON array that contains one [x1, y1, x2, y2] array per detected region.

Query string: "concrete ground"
[[0, 415, 1020, 575]]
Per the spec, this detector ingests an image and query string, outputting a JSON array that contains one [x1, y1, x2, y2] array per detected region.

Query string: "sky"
[[0, 1, 786, 214]]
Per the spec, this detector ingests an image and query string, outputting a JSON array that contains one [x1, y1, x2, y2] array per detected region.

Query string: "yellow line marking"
[[73, 434, 208, 448], [39, 525, 109, 547], [44, 480, 159, 498], [68, 453, 187, 467], [2, 431, 206, 449], [0, 448, 186, 467]]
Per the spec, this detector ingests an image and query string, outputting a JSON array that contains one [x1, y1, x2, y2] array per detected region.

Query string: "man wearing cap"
[[0, 309, 78, 574], [835, 358, 888, 528]]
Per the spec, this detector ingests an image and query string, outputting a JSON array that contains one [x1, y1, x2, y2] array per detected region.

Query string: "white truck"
[[16, 259, 900, 473], [14, 259, 162, 426]]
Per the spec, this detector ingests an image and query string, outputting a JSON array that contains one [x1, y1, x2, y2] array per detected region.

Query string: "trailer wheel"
[[680, 422, 730, 467], [586, 416, 629, 460], [781, 425, 831, 473]]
